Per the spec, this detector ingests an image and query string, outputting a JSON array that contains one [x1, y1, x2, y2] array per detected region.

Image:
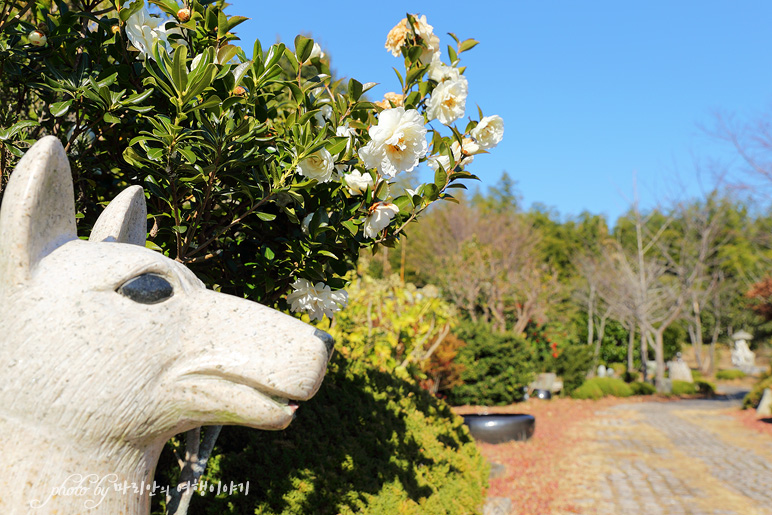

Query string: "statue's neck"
[[0, 417, 163, 515]]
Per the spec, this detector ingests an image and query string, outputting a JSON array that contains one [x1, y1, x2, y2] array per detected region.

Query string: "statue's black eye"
[[117, 273, 174, 304]]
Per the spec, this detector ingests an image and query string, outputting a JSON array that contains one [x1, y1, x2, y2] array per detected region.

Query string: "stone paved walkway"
[[560, 390, 772, 515]]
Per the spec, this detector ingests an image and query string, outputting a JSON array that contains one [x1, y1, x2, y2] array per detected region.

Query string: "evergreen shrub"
[[743, 375, 772, 409], [630, 381, 656, 395], [447, 321, 535, 406], [715, 369, 747, 380], [154, 355, 488, 514], [694, 379, 716, 396], [571, 377, 633, 399], [671, 380, 698, 396]]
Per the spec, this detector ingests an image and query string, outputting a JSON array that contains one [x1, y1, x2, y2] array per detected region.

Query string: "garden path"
[[559, 388, 772, 515]]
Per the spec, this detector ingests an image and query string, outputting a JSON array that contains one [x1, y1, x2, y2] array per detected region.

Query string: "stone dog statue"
[[0, 137, 334, 514]]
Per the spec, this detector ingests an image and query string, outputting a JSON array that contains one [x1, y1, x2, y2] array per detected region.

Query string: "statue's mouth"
[[180, 370, 305, 415]]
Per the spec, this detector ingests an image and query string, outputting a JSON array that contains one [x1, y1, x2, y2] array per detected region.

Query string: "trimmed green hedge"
[[671, 380, 697, 395], [630, 381, 656, 395], [715, 369, 747, 380], [571, 377, 633, 399], [743, 375, 772, 409], [153, 355, 488, 514]]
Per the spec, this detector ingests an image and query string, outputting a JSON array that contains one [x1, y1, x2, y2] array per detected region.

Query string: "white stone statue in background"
[[0, 137, 334, 514], [731, 330, 755, 371], [667, 352, 693, 383]]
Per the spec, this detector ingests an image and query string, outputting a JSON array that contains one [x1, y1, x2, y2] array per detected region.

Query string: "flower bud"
[[29, 30, 47, 47], [177, 8, 191, 22]]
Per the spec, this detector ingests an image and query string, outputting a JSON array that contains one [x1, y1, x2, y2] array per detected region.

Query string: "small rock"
[[757, 388, 772, 416]]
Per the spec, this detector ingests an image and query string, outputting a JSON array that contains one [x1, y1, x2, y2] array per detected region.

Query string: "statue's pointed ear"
[[0, 136, 76, 290], [89, 185, 147, 246]]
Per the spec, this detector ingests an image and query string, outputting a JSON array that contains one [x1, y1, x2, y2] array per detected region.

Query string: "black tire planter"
[[462, 414, 535, 444]]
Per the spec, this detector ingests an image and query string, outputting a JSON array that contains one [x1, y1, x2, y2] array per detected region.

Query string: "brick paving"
[[562, 390, 772, 515]]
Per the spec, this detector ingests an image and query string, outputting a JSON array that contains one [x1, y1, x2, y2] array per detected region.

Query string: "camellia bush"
[[0, 1, 504, 513]]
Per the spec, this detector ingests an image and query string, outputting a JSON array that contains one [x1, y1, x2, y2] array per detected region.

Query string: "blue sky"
[[226, 1, 772, 223]]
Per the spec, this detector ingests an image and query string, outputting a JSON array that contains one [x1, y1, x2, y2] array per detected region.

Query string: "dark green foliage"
[[671, 380, 698, 396], [571, 377, 633, 399], [623, 370, 640, 383], [448, 321, 535, 406], [555, 342, 594, 393], [742, 375, 772, 409], [153, 355, 488, 514], [694, 379, 716, 396], [715, 369, 747, 380], [630, 381, 656, 395]]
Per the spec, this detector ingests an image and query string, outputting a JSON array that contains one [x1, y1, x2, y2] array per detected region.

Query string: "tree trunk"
[[167, 425, 223, 515], [640, 326, 649, 383], [688, 297, 704, 371], [654, 329, 666, 391], [627, 321, 635, 372]]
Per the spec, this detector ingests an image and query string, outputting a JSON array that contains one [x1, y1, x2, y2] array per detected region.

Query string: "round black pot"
[[462, 414, 535, 444], [534, 389, 552, 400]]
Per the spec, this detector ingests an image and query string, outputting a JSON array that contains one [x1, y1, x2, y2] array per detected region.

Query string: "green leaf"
[[256, 212, 277, 221], [447, 45, 458, 64], [217, 44, 239, 65], [283, 47, 299, 75], [347, 78, 363, 101], [434, 167, 447, 189], [226, 15, 249, 34], [374, 180, 390, 201], [217, 9, 230, 39], [424, 183, 440, 201], [171, 44, 188, 93], [49, 100, 73, 117], [294, 35, 314, 64], [392, 67, 404, 89], [459, 38, 480, 53], [341, 220, 358, 236], [325, 137, 349, 157], [393, 195, 412, 213], [405, 64, 428, 87], [103, 112, 121, 124]]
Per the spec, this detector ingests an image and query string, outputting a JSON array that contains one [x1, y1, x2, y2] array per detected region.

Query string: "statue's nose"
[[314, 329, 335, 360]]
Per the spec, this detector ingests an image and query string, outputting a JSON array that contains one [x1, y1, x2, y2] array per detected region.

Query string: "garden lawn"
[[453, 397, 646, 514]]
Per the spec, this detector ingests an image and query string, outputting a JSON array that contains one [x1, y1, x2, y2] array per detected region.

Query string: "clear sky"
[[226, 1, 772, 223]]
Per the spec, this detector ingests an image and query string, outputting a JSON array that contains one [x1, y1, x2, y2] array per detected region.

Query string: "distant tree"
[[407, 199, 562, 333]]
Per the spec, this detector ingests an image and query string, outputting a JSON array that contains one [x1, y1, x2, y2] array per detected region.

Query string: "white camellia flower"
[[313, 104, 333, 127], [358, 107, 427, 178], [428, 53, 462, 83], [426, 78, 468, 126], [297, 148, 334, 183], [286, 278, 348, 321], [412, 15, 440, 64], [336, 123, 356, 138], [363, 203, 400, 239], [125, 2, 174, 59], [462, 137, 481, 155], [471, 115, 505, 150], [344, 170, 374, 195]]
